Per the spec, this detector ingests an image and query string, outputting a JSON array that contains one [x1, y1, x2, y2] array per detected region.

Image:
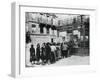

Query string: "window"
[[32, 24, 36, 28], [47, 28, 49, 34], [40, 27, 44, 33]]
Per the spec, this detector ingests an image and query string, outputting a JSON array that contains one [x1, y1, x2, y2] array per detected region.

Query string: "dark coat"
[[36, 47, 41, 61], [45, 45, 51, 60], [30, 47, 35, 62], [41, 47, 46, 60]]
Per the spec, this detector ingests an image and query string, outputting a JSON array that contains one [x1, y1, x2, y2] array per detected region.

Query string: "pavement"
[[26, 55, 89, 67]]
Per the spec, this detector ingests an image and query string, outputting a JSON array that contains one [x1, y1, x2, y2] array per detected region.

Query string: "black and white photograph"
[[25, 12, 90, 67]]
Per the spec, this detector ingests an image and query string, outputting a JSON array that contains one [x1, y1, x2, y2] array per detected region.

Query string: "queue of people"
[[29, 41, 75, 66]]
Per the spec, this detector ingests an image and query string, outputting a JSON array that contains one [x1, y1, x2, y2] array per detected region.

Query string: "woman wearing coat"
[[41, 43, 46, 65], [30, 44, 35, 64], [36, 43, 41, 65]]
